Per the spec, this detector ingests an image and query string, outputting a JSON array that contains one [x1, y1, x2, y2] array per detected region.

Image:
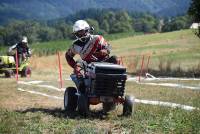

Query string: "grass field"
[[1, 29, 200, 73], [0, 31, 137, 56], [0, 76, 199, 133], [29, 29, 200, 77], [111, 30, 200, 73], [0, 29, 200, 133]]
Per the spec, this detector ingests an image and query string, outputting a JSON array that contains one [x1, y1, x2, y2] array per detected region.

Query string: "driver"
[[8, 36, 31, 66], [65, 20, 118, 77]]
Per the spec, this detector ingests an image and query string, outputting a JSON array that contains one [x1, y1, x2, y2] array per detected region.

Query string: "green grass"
[[0, 109, 76, 133], [0, 76, 199, 133], [28, 29, 199, 72], [0, 105, 199, 133], [31, 40, 72, 56], [109, 29, 200, 73], [103, 31, 139, 41], [111, 30, 199, 54], [30, 31, 141, 56], [0, 31, 141, 56], [1, 30, 199, 72]]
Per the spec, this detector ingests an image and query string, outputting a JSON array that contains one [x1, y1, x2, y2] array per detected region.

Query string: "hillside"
[[0, 0, 191, 25]]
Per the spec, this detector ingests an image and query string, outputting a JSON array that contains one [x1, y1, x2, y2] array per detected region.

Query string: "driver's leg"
[[77, 77, 86, 94], [75, 62, 86, 94], [18, 54, 22, 67]]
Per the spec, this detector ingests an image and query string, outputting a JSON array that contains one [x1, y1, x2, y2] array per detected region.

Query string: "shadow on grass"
[[16, 108, 109, 119]]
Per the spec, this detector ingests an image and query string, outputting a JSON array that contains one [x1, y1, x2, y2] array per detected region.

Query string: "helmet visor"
[[74, 30, 89, 38]]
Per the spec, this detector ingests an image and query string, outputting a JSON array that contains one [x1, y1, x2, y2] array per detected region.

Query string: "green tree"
[[162, 16, 191, 32], [86, 19, 100, 34], [37, 27, 61, 42], [133, 13, 157, 33], [0, 26, 5, 46], [100, 20, 110, 33], [134, 18, 156, 33], [102, 11, 116, 33], [54, 22, 72, 39], [110, 11, 133, 33], [188, 0, 200, 38], [3, 20, 41, 45], [143, 21, 155, 33]]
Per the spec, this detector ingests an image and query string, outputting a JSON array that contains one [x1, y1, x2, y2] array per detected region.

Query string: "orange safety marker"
[[145, 55, 151, 74], [117, 57, 120, 65], [15, 50, 19, 81], [57, 52, 63, 88], [120, 56, 124, 66], [138, 55, 145, 82]]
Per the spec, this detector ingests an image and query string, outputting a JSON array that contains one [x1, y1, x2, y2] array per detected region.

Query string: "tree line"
[[0, 9, 192, 46], [188, 0, 200, 38]]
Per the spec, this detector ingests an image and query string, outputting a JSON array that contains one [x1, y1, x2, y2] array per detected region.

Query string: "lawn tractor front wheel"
[[77, 94, 89, 116], [21, 66, 31, 77], [64, 87, 78, 111]]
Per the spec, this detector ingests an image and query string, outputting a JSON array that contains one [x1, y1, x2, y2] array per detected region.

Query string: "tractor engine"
[[0, 56, 15, 68], [87, 62, 127, 97]]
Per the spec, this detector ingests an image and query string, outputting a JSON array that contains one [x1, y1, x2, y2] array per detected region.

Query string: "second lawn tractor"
[[0, 55, 31, 78]]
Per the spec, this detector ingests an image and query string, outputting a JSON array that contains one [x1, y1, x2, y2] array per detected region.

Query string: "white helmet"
[[21, 36, 28, 43], [73, 20, 90, 33], [73, 20, 91, 42]]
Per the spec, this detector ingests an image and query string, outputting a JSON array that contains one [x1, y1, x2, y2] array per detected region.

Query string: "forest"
[[0, 9, 191, 46]]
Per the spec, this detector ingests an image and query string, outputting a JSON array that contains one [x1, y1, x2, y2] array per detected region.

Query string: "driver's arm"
[[95, 36, 111, 57], [65, 48, 76, 68], [8, 44, 17, 53], [65, 47, 83, 76], [26, 46, 31, 57]]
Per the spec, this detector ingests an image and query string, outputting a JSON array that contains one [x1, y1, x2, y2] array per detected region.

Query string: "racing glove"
[[74, 64, 82, 77], [94, 49, 109, 57]]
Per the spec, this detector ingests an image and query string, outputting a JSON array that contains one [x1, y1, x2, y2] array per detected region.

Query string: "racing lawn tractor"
[[0, 56, 31, 78], [64, 61, 134, 116]]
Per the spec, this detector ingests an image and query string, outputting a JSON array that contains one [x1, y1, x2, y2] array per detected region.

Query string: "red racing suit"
[[65, 35, 111, 68]]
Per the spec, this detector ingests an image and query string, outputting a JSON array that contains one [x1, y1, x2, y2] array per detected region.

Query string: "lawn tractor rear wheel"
[[123, 95, 134, 116], [64, 87, 78, 111], [5, 70, 14, 78]]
